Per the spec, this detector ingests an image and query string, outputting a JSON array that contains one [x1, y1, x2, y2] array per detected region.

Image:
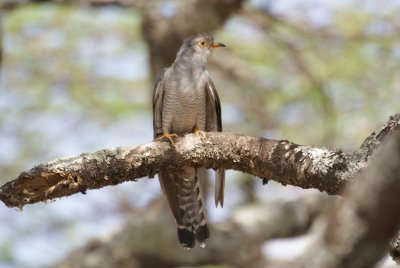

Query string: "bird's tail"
[[159, 167, 209, 249]]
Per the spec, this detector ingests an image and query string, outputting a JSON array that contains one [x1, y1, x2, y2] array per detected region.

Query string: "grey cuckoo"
[[152, 33, 225, 249]]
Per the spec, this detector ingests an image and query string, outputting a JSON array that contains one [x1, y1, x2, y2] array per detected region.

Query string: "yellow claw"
[[157, 133, 179, 147], [194, 128, 206, 138]]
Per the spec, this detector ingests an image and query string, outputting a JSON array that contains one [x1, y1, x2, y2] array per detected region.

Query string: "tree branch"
[[0, 132, 360, 209], [359, 114, 400, 161], [1, 114, 399, 210]]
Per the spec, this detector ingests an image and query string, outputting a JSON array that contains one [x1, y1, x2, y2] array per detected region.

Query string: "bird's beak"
[[210, 43, 226, 48]]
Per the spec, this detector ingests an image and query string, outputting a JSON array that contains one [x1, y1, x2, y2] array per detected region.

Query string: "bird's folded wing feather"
[[152, 68, 167, 139], [205, 77, 222, 132], [153, 68, 185, 222], [205, 76, 225, 207]]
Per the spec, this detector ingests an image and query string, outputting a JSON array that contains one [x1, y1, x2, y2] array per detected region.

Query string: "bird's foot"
[[157, 133, 178, 148], [194, 128, 206, 138]]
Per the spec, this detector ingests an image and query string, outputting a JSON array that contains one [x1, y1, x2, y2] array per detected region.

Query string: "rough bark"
[[0, 132, 361, 210], [53, 194, 333, 268], [2, 114, 400, 210], [358, 114, 400, 161]]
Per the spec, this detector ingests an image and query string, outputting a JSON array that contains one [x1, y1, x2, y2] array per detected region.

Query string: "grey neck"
[[173, 56, 206, 76]]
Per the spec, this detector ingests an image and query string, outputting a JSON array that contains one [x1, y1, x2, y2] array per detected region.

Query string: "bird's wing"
[[205, 77, 222, 132], [205, 76, 225, 208], [153, 68, 182, 226], [153, 68, 167, 139], [153, 68, 185, 234]]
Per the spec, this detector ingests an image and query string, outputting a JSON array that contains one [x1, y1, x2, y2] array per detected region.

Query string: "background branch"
[[53, 194, 334, 268]]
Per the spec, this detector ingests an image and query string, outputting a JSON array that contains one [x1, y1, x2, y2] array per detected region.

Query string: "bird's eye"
[[198, 40, 207, 47]]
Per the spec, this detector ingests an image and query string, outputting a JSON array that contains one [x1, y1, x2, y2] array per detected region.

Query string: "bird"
[[152, 33, 225, 249]]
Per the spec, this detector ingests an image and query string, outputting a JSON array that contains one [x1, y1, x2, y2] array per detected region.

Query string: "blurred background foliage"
[[0, 0, 399, 267]]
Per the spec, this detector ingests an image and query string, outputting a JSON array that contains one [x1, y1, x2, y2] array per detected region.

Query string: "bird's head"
[[175, 33, 226, 67]]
